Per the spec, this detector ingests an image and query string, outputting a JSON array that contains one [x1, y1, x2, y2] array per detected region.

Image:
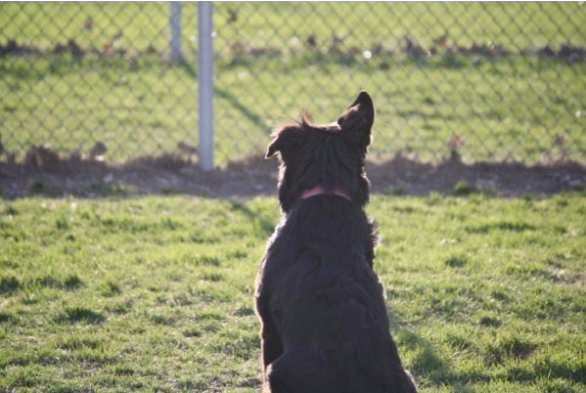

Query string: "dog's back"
[[256, 92, 417, 393]]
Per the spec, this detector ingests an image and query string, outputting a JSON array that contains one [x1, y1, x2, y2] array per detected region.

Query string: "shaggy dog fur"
[[255, 92, 417, 393]]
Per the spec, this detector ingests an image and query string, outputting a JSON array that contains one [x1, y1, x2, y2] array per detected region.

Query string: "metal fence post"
[[198, 2, 214, 171], [169, 2, 182, 61]]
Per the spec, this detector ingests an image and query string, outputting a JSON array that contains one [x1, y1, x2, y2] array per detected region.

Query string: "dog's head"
[[266, 91, 375, 212]]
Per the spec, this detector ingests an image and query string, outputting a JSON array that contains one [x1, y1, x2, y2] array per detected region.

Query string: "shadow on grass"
[[178, 59, 266, 132], [398, 328, 454, 384], [215, 88, 267, 130], [387, 309, 460, 388], [228, 200, 276, 235], [389, 306, 586, 389]]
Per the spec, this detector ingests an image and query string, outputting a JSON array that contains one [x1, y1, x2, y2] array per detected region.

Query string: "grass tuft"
[[0, 275, 20, 294], [63, 274, 84, 290], [58, 307, 106, 325], [100, 280, 122, 297], [453, 180, 477, 196], [0, 312, 13, 323], [445, 255, 468, 268]]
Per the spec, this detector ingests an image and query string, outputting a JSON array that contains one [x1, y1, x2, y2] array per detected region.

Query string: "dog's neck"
[[300, 185, 352, 201]]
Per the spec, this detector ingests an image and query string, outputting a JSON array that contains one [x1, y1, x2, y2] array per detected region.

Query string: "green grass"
[[1, 2, 585, 162], [1, 191, 585, 392]]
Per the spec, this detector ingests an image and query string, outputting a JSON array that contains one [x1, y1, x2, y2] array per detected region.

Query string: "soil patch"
[[0, 152, 584, 199]]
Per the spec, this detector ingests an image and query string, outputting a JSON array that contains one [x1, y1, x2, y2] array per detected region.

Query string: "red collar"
[[300, 185, 351, 201]]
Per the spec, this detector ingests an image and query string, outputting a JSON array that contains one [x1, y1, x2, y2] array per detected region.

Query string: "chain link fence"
[[1, 2, 585, 166]]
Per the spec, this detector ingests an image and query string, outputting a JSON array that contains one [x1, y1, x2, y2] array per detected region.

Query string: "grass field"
[[1, 2, 585, 162], [1, 3, 585, 392], [1, 190, 585, 392]]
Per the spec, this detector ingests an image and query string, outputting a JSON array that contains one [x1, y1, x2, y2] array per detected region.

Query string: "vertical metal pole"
[[169, 1, 182, 61], [198, 2, 214, 171]]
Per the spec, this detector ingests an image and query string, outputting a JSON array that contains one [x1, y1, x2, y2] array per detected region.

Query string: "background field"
[[1, 2, 585, 162], [1, 191, 585, 392]]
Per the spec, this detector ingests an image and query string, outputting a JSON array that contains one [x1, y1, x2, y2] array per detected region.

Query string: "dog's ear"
[[337, 91, 375, 154], [265, 136, 282, 159], [265, 123, 308, 160]]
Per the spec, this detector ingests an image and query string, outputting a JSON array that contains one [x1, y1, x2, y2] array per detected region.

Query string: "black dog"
[[255, 92, 417, 393]]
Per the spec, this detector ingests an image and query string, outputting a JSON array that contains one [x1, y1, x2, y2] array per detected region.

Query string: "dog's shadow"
[[386, 307, 489, 392]]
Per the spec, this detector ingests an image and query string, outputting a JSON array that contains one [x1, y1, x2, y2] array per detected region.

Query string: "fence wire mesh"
[[1, 2, 585, 165]]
